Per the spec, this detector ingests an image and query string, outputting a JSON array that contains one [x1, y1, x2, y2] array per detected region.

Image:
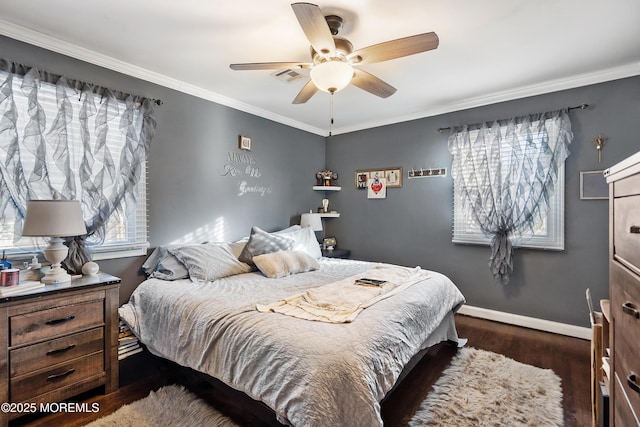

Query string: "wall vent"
[[271, 69, 304, 83]]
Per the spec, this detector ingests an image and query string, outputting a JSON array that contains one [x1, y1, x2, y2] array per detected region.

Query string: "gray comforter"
[[119, 258, 465, 426]]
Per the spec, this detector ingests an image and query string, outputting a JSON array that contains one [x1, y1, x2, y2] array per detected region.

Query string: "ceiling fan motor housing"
[[311, 36, 353, 64]]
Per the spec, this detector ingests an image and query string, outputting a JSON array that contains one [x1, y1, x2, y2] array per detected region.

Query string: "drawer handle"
[[630, 226, 640, 234], [46, 368, 75, 381], [622, 301, 640, 319], [45, 315, 75, 326], [628, 373, 640, 393], [46, 344, 76, 356]]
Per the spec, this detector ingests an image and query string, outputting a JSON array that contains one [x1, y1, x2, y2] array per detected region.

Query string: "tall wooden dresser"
[[605, 151, 640, 427]]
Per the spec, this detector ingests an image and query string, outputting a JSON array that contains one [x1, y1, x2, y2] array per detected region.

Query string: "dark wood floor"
[[10, 314, 591, 427]]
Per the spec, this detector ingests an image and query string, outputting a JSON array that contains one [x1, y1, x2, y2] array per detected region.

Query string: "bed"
[[119, 225, 465, 427]]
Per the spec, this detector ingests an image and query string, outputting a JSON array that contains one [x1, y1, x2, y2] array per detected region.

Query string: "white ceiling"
[[1, 0, 639, 136]]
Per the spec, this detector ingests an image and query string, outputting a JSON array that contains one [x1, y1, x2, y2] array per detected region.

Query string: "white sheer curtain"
[[448, 110, 573, 284], [0, 59, 157, 273]]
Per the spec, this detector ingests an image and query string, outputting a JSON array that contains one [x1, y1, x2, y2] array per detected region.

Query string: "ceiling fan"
[[230, 2, 439, 104]]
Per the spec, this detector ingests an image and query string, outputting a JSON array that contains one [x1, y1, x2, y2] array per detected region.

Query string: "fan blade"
[[230, 62, 311, 71], [291, 3, 335, 55], [348, 32, 439, 65], [351, 69, 396, 98], [292, 80, 319, 104]]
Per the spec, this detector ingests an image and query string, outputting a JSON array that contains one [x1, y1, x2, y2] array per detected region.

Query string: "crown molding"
[[331, 61, 640, 135], [0, 19, 326, 136]]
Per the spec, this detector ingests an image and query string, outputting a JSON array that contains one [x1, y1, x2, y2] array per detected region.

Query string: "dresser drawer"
[[10, 351, 104, 403], [614, 374, 640, 427], [10, 327, 104, 377], [611, 262, 640, 418], [613, 194, 640, 274], [9, 299, 104, 346]]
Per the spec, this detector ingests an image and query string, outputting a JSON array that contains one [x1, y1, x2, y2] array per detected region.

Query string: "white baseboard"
[[457, 304, 591, 340]]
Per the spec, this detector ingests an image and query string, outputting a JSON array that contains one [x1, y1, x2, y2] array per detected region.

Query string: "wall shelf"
[[313, 186, 341, 191], [319, 212, 340, 218]]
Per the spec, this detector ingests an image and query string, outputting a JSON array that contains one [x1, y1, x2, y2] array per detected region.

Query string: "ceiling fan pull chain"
[[329, 92, 334, 137]]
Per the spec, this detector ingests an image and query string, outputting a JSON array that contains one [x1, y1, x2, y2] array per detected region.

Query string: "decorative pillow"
[[142, 245, 190, 280], [238, 226, 295, 265], [253, 250, 320, 278], [279, 226, 322, 259], [169, 243, 252, 282]]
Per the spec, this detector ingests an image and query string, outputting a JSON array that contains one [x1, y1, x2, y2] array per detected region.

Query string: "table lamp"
[[22, 198, 87, 284], [300, 213, 323, 232]]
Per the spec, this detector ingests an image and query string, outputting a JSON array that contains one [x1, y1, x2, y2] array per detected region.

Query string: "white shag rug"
[[87, 348, 563, 427], [85, 385, 238, 427], [409, 347, 564, 427]]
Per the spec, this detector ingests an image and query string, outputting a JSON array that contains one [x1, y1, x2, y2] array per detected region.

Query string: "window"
[[452, 121, 566, 251], [0, 68, 150, 260]]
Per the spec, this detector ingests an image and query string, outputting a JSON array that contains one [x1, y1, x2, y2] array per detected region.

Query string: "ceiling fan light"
[[310, 61, 353, 94]]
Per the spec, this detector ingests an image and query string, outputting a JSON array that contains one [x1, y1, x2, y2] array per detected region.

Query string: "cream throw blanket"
[[256, 265, 430, 323]]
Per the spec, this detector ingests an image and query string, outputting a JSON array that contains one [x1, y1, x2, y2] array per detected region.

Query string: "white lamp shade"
[[300, 213, 323, 231], [310, 61, 353, 93], [22, 199, 87, 237]]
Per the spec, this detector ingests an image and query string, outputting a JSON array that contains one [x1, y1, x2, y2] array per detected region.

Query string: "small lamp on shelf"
[[21, 198, 87, 284], [300, 213, 323, 232]]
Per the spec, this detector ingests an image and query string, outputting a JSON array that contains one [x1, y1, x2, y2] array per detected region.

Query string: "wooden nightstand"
[[322, 248, 351, 259], [0, 273, 120, 426]]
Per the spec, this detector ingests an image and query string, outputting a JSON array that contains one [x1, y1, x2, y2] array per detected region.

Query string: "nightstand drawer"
[[10, 299, 104, 346], [10, 351, 104, 403], [10, 327, 104, 377]]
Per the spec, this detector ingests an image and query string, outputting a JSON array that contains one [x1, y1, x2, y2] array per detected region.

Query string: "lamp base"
[[41, 267, 72, 284], [41, 237, 72, 284]]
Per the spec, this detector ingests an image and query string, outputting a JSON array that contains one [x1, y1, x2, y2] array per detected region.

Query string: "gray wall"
[[0, 36, 325, 304], [3, 34, 638, 327], [325, 76, 640, 327]]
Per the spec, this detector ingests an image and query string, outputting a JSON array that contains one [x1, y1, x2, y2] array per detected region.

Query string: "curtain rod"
[[436, 103, 589, 133]]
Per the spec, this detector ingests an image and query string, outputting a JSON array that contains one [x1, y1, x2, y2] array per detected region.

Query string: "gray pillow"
[[142, 245, 190, 280], [169, 243, 252, 281], [238, 226, 295, 266], [253, 250, 320, 278]]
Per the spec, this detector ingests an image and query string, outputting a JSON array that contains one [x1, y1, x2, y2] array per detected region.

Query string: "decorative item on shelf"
[[322, 237, 337, 251], [591, 134, 608, 162], [408, 167, 447, 179], [82, 261, 100, 276], [21, 196, 88, 284], [316, 170, 338, 186], [320, 198, 329, 213]]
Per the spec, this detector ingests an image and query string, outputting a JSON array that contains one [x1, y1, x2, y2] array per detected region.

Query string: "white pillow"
[[253, 250, 320, 278], [279, 226, 322, 259]]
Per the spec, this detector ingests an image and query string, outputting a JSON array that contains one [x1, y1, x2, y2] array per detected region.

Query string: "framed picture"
[[368, 176, 386, 199], [355, 167, 402, 189], [580, 170, 608, 200], [385, 168, 402, 188], [355, 171, 369, 189], [239, 135, 252, 151]]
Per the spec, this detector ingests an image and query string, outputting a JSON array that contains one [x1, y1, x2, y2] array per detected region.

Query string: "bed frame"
[[151, 340, 459, 426]]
